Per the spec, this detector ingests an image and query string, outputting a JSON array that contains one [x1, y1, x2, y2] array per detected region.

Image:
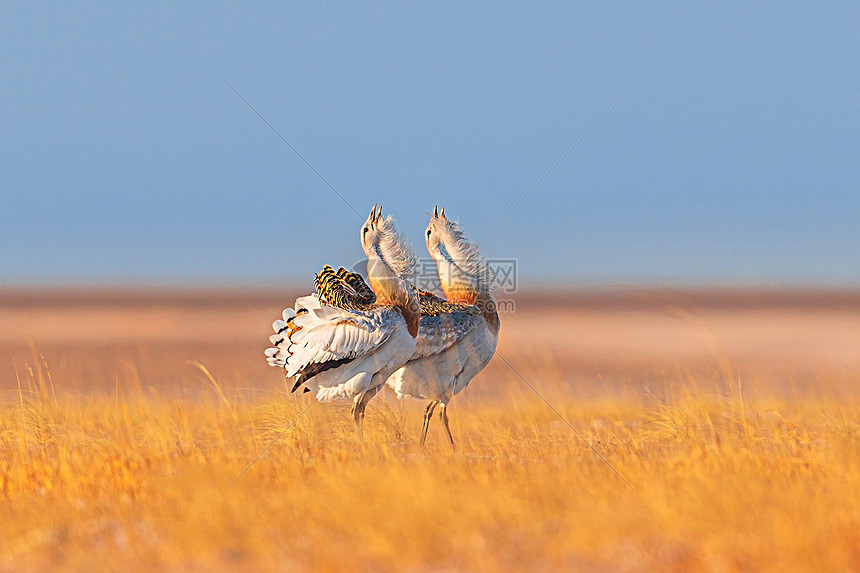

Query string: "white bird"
[[264, 205, 420, 434], [385, 206, 501, 447]]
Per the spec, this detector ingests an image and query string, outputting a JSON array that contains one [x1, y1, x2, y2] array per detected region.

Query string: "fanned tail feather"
[[264, 296, 328, 371], [265, 306, 303, 368]]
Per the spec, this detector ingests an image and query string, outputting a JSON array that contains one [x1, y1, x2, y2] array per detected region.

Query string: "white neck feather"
[[376, 215, 418, 280], [433, 220, 490, 299]]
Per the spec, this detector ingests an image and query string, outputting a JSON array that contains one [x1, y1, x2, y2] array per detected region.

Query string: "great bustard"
[[264, 205, 420, 434], [384, 206, 500, 446]]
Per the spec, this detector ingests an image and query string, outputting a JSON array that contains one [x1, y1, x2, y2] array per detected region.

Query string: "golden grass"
[[1, 354, 858, 572]]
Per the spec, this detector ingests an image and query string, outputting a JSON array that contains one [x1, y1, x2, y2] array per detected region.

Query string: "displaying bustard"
[[264, 205, 420, 434], [385, 207, 500, 446]]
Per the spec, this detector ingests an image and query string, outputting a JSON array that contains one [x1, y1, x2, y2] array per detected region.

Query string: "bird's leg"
[[419, 401, 439, 446], [353, 385, 382, 440], [440, 403, 455, 449], [352, 395, 364, 440]]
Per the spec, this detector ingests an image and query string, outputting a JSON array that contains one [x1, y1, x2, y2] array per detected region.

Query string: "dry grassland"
[[0, 288, 858, 571]]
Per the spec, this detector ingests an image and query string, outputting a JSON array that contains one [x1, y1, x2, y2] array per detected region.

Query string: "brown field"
[[0, 287, 858, 571]]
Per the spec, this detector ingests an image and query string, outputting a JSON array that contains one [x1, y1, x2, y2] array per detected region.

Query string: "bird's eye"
[[363, 227, 369, 236], [426, 229, 431, 237]]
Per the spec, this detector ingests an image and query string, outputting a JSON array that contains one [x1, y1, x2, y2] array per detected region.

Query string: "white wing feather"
[[266, 294, 399, 377]]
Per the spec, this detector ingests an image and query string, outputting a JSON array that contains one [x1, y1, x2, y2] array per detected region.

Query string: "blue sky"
[[2, 2, 858, 286]]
